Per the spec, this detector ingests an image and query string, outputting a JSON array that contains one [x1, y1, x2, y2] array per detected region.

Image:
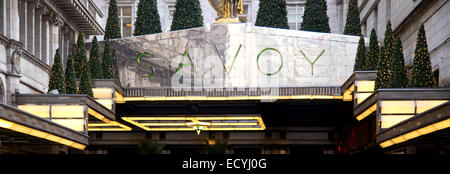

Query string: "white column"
[[48, 21, 54, 65], [26, 1, 35, 53], [50, 17, 63, 66], [5, 0, 20, 40], [42, 13, 49, 64], [59, 26, 65, 63], [34, 7, 42, 59], [19, 0, 27, 46], [0, 0, 5, 34], [64, 34, 70, 67]]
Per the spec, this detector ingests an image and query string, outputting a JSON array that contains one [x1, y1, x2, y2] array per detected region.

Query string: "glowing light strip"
[[122, 117, 151, 131], [123, 95, 343, 102], [115, 90, 125, 103], [186, 121, 211, 126], [88, 121, 132, 131], [88, 108, 111, 123], [122, 116, 266, 131], [0, 119, 86, 150], [140, 122, 258, 126], [147, 127, 265, 131], [343, 84, 354, 101], [123, 116, 261, 121], [379, 118, 450, 148], [356, 104, 377, 121]]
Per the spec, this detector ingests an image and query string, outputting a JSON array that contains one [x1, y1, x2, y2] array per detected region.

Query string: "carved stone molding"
[[21, 49, 52, 74], [7, 39, 24, 50], [62, 25, 75, 40], [0, 34, 9, 46], [0, 33, 24, 49], [11, 49, 23, 74]]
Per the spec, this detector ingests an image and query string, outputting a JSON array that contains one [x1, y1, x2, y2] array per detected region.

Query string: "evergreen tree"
[[74, 32, 93, 97], [170, 0, 204, 31], [344, 0, 361, 36], [300, 0, 330, 33], [134, 0, 162, 36], [366, 29, 379, 70], [48, 49, 66, 94], [104, 0, 121, 40], [389, 37, 408, 88], [78, 64, 93, 97], [112, 48, 121, 84], [354, 35, 367, 71], [375, 21, 394, 90], [102, 40, 115, 79], [89, 36, 102, 79], [255, 0, 289, 29], [65, 54, 77, 94], [408, 25, 436, 87], [74, 32, 88, 79]]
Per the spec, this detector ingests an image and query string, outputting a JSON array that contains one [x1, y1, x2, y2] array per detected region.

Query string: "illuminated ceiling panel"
[[122, 115, 266, 132]]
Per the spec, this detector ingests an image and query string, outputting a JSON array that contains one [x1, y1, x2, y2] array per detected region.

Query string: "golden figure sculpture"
[[208, 0, 244, 23]]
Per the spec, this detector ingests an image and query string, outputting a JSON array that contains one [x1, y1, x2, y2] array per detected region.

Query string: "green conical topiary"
[[104, 0, 121, 40], [102, 40, 115, 79], [112, 48, 121, 84], [375, 21, 395, 90], [301, 0, 330, 33], [354, 36, 367, 71], [134, 0, 162, 36], [389, 37, 408, 88], [78, 65, 93, 97], [74, 32, 88, 79], [255, 0, 289, 29], [75, 33, 93, 97], [344, 0, 361, 36], [48, 48, 66, 94], [170, 0, 204, 31], [408, 25, 437, 87], [89, 36, 102, 79], [366, 29, 379, 70], [65, 54, 77, 94]]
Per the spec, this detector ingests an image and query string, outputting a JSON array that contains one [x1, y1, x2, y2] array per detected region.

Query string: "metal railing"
[[124, 86, 341, 97]]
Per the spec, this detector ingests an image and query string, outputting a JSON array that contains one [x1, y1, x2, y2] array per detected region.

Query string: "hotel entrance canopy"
[[0, 103, 87, 150]]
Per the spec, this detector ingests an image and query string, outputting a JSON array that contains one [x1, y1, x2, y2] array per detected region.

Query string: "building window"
[[238, 4, 250, 23], [118, 6, 132, 37], [287, 4, 304, 30]]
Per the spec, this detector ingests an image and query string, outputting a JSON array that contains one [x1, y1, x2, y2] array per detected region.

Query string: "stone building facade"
[[357, 0, 449, 86], [93, 0, 449, 86], [0, 0, 448, 154], [0, 0, 104, 105]]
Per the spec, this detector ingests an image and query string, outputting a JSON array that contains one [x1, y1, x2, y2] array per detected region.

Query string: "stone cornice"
[[0, 34, 9, 46], [0, 33, 24, 49]]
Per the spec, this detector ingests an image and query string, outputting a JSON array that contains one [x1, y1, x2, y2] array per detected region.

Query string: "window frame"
[[118, 5, 133, 37]]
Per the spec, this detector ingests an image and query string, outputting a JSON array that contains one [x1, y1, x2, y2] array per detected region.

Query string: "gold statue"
[[208, 0, 244, 23]]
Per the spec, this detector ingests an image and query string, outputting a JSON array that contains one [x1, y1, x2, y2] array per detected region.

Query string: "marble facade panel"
[[108, 23, 361, 89]]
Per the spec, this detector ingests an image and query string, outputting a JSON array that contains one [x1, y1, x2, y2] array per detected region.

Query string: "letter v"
[[213, 43, 242, 75]]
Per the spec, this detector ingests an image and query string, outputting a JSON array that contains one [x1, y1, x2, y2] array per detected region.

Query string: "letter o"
[[256, 48, 283, 76]]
